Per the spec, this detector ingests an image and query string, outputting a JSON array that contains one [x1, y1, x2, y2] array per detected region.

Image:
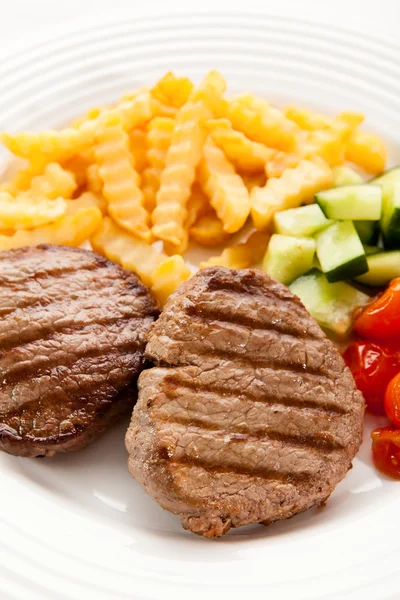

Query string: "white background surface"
[[1, 4, 400, 600], [0, 0, 399, 54]]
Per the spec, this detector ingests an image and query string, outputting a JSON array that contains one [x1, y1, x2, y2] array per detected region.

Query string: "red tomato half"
[[354, 278, 400, 341], [384, 372, 400, 428], [371, 427, 400, 479], [343, 341, 400, 415]]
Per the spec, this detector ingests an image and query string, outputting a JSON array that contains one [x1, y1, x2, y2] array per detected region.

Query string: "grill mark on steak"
[[0, 310, 150, 354], [184, 304, 320, 340], [169, 456, 313, 485], [0, 331, 144, 385], [162, 373, 347, 416], [127, 267, 365, 537], [0, 266, 138, 318], [157, 347, 331, 378], [0, 245, 158, 457], [2, 349, 143, 441], [0, 260, 100, 287], [154, 415, 344, 452]]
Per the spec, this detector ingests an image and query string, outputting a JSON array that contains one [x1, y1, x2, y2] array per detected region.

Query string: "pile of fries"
[[0, 71, 387, 305]]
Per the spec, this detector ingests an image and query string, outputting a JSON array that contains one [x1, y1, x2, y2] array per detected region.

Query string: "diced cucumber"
[[316, 220, 368, 282], [316, 185, 382, 220], [380, 184, 400, 249], [371, 167, 400, 248], [363, 245, 384, 257], [262, 234, 316, 286], [273, 204, 332, 237], [355, 251, 400, 287], [289, 269, 370, 337], [354, 220, 379, 245], [372, 166, 400, 189], [332, 166, 363, 187]]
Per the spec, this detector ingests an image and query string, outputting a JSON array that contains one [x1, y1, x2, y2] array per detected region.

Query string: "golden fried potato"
[[91, 217, 165, 287], [0, 191, 66, 230], [152, 72, 194, 109], [66, 192, 107, 216], [227, 95, 299, 151], [200, 230, 269, 269], [95, 113, 152, 242], [152, 71, 225, 246], [29, 163, 77, 199], [190, 213, 231, 246], [251, 158, 333, 231], [0, 207, 102, 251], [142, 117, 175, 212], [198, 137, 250, 233], [205, 118, 275, 173], [151, 255, 192, 306], [346, 129, 387, 175]]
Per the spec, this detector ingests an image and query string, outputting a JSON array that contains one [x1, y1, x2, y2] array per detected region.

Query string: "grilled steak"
[[0, 245, 158, 458], [126, 267, 365, 538]]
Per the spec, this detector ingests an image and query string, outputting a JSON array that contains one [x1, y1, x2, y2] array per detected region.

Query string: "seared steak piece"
[[0, 245, 158, 458], [126, 267, 365, 538]]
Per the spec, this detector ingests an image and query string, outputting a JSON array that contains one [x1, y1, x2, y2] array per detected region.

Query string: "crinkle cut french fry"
[[251, 158, 333, 231], [185, 185, 210, 228], [198, 137, 250, 233], [285, 105, 364, 132], [200, 230, 269, 269], [163, 185, 210, 256], [151, 255, 192, 307], [66, 192, 107, 216], [91, 217, 165, 287], [301, 127, 351, 167], [190, 212, 231, 246], [1, 158, 48, 194], [265, 152, 301, 179], [227, 95, 299, 151], [241, 172, 267, 193], [29, 163, 77, 199], [86, 164, 103, 193], [0, 128, 96, 163], [346, 129, 387, 175], [152, 72, 194, 109], [0, 92, 154, 164], [0, 207, 102, 251], [129, 128, 148, 173], [152, 72, 225, 246], [205, 118, 276, 173], [95, 114, 152, 242], [0, 191, 66, 230], [70, 106, 104, 129], [62, 155, 90, 188], [142, 117, 175, 212]]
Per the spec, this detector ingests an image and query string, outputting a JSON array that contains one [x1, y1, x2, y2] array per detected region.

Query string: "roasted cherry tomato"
[[343, 341, 400, 415], [354, 278, 400, 341], [384, 372, 400, 428], [371, 427, 400, 479]]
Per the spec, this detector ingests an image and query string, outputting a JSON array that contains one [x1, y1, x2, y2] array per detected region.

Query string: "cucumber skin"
[[354, 220, 379, 245], [289, 269, 370, 337], [316, 185, 382, 221], [324, 254, 368, 283], [355, 251, 400, 287], [316, 220, 368, 283]]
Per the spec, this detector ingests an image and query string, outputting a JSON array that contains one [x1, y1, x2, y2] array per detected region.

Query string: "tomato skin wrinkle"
[[371, 427, 400, 479], [385, 372, 400, 428], [343, 341, 400, 415], [354, 278, 400, 341]]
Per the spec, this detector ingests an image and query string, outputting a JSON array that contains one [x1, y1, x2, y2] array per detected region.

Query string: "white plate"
[[1, 13, 400, 600]]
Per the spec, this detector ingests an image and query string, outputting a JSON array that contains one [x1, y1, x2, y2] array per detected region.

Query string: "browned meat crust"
[[126, 267, 365, 537], [0, 245, 158, 457]]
